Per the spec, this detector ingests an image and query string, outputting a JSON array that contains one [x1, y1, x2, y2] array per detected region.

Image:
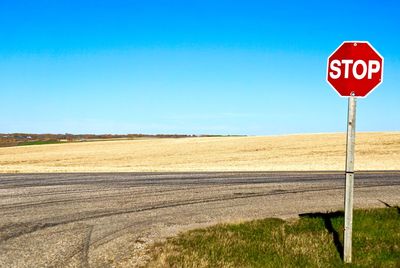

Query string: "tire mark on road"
[[81, 225, 93, 268], [1, 182, 398, 243], [1, 173, 397, 212]]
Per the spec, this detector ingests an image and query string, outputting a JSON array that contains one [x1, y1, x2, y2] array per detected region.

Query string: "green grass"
[[17, 140, 65, 146], [148, 207, 400, 267]]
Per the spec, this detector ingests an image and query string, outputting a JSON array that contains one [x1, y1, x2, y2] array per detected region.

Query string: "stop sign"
[[326, 41, 384, 97]]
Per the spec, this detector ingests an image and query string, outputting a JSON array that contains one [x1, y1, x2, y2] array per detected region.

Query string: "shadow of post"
[[299, 211, 344, 260], [377, 199, 400, 214]]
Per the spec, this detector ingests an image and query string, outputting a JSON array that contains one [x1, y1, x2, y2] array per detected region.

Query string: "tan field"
[[0, 132, 399, 173]]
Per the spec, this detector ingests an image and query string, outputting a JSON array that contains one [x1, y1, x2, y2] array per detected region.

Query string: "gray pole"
[[344, 95, 356, 263]]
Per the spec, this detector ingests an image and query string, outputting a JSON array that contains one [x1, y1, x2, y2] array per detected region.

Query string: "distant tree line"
[[0, 133, 245, 147]]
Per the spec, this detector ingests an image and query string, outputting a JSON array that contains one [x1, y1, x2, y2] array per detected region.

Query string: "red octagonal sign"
[[327, 41, 384, 98]]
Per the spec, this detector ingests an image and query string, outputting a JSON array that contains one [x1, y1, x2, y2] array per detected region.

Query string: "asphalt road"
[[0, 171, 399, 267]]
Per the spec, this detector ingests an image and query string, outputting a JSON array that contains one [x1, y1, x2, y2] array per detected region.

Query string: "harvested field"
[[0, 132, 399, 173]]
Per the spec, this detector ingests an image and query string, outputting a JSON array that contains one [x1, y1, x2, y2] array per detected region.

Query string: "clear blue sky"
[[1, 1, 399, 135]]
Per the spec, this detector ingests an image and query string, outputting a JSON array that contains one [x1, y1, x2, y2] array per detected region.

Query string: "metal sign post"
[[344, 95, 356, 263], [327, 41, 384, 263]]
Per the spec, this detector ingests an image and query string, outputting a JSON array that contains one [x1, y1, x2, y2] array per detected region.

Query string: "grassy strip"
[[17, 140, 65, 146], [148, 207, 400, 267]]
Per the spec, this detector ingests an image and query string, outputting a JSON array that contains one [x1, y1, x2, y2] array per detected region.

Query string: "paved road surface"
[[0, 172, 399, 267]]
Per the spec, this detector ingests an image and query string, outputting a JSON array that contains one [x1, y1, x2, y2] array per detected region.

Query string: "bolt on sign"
[[326, 41, 384, 264]]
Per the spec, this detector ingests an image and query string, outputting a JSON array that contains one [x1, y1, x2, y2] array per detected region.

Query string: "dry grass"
[[0, 132, 399, 173]]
